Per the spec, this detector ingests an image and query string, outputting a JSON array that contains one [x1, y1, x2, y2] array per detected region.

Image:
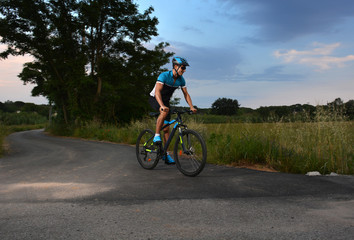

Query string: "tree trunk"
[[62, 104, 68, 124], [94, 75, 102, 103]]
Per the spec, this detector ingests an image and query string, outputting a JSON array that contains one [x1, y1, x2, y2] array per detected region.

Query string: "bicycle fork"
[[178, 128, 193, 156]]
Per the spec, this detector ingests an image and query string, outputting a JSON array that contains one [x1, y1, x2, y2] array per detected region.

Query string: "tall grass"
[[48, 117, 156, 145], [0, 124, 9, 157], [205, 107, 353, 174]]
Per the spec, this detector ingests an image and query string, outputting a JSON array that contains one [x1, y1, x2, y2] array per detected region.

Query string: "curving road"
[[0, 129, 353, 239]]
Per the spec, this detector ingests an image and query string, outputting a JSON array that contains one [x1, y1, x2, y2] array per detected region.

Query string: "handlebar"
[[149, 108, 195, 117], [171, 109, 194, 115]]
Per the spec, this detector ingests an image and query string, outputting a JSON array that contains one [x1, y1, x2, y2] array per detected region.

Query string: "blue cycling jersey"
[[150, 71, 186, 103]]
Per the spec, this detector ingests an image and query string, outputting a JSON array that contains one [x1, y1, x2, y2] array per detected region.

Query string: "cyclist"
[[149, 56, 197, 164]]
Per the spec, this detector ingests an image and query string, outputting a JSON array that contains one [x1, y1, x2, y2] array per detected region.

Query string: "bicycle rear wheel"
[[136, 129, 159, 169], [174, 129, 207, 177]]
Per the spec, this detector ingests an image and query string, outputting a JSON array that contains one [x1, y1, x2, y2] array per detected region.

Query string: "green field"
[[203, 121, 353, 174]]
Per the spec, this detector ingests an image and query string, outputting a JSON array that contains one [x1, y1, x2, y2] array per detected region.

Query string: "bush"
[[0, 111, 47, 125]]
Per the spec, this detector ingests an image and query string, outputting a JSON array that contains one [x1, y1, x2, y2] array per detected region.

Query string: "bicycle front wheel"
[[136, 129, 159, 169], [174, 129, 207, 177]]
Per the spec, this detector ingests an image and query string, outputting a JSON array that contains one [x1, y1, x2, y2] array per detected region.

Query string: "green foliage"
[[47, 117, 156, 145], [211, 98, 240, 116], [202, 98, 353, 123], [0, 124, 9, 157], [0, 101, 50, 116], [256, 104, 316, 122], [0, 0, 172, 125], [345, 100, 354, 120], [0, 111, 47, 125], [204, 107, 353, 174], [170, 97, 181, 107], [0, 101, 49, 126]]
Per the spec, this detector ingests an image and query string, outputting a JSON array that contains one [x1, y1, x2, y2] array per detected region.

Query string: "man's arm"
[[182, 87, 197, 113]]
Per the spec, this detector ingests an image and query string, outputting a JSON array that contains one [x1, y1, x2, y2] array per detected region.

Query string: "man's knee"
[[160, 110, 169, 118]]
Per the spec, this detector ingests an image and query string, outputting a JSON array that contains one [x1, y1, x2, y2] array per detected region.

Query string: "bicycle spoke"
[[136, 129, 160, 169], [174, 129, 207, 177]]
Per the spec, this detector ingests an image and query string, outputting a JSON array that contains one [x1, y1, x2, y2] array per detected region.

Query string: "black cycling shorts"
[[149, 96, 171, 121]]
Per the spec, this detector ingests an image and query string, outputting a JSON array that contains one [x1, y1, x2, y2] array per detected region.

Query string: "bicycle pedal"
[[165, 160, 176, 165], [153, 141, 162, 146]]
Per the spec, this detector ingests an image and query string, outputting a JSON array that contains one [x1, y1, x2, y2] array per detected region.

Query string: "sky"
[[1, 0, 354, 109]]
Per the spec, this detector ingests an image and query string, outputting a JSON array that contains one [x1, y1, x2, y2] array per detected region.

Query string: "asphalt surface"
[[0, 129, 353, 240]]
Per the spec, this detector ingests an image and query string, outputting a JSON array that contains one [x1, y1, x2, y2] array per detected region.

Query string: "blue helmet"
[[172, 56, 190, 66]]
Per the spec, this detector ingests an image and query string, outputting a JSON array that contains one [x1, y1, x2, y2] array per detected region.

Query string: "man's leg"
[[154, 108, 169, 142], [161, 120, 174, 164], [156, 107, 169, 132], [160, 107, 171, 143], [159, 108, 174, 164], [149, 96, 167, 142], [163, 125, 170, 143]]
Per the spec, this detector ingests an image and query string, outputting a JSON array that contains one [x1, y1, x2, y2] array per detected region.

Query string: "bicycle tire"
[[174, 129, 207, 177], [136, 129, 160, 169]]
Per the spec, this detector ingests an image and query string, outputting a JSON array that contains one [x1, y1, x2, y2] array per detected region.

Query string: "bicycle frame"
[[160, 113, 187, 154], [146, 111, 189, 156]]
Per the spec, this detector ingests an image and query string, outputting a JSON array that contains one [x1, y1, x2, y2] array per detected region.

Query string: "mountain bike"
[[136, 109, 207, 177]]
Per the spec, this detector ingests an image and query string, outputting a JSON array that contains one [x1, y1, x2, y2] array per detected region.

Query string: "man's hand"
[[160, 106, 169, 112], [190, 106, 197, 113]]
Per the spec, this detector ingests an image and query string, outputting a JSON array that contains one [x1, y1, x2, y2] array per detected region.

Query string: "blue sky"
[[1, 0, 353, 109], [138, 0, 354, 108]]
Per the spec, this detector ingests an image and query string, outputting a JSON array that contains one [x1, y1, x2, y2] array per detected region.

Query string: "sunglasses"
[[181, 66, 186, 70]]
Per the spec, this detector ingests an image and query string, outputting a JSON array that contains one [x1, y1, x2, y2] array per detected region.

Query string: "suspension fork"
[[178, 125, 189, 153]]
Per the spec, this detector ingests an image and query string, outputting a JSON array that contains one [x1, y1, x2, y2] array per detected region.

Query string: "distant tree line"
[[204, 97, 354, 122], [0, 101, 49, 117], [1, 97, 353, 125], [0, 101, 49, 125]]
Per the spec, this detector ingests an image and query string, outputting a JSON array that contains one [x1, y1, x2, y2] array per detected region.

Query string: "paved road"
[[0, 129, 353, 239]]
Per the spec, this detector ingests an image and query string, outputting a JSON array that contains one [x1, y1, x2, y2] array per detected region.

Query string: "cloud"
[[274, 42, 340, 62], [182, 26, 204, 34], [217, 0, 354, 42], [298, 55, 354, 70], [274, 42, 354, 70], [167, 41, 242, 80], [239, 65, 304, 82]]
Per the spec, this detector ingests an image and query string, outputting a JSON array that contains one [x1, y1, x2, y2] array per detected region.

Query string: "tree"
[[345, 100, 354, 120], [170, 97, 181, 107], [211, 98, 240, 116], [0, 0, 172, 124]]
